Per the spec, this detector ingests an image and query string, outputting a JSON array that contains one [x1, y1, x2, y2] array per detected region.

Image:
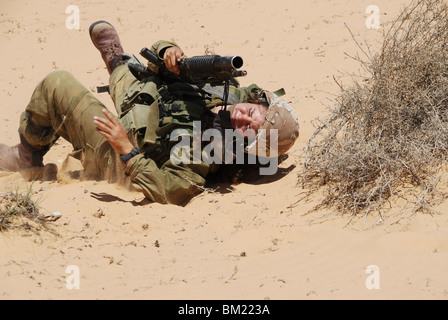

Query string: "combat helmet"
[[245, 90, 300, 157]]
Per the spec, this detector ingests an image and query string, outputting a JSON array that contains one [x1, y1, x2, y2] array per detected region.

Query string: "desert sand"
[[0, 0, 447, 300]]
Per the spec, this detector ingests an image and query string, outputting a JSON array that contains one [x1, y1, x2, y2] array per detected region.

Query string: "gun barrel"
[[232, 70, 247, 77], [139, 47, 247, 84], [214, 56, 244, 70], [181, 55, 244, 74]]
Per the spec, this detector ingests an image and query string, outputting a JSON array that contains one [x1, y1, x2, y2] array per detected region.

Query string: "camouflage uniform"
[[18, 41, 296, 206]]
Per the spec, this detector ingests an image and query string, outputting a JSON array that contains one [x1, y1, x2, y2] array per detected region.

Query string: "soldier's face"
[[231, 103, 267, 138]]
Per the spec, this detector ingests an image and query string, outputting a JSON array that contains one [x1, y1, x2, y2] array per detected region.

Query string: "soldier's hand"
[[164, 46, 185, 75], [94, 109, 135, 156]]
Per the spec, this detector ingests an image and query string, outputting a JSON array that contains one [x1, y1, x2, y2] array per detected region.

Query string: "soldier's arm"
[[93, 109, 209, 205], [124, 153, 216, 206], [150, 40, 185, 75], [151, 40, 179, 58]]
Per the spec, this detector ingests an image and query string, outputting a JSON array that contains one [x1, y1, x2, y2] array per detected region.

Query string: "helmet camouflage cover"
[[245, 90, 300, 157]]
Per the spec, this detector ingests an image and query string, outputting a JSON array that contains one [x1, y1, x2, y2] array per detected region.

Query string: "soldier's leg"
[[21, 71, 103, 146], [108, 57, 141, 117], [19, 70, 115, 176], [89, 20, 141, 118]]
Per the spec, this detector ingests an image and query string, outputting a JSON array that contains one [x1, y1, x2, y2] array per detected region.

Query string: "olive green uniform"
[[19, 41, 262, 205]]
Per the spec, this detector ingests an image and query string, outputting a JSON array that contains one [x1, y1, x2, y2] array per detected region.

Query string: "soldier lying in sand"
[[0, 21, 299, 206]]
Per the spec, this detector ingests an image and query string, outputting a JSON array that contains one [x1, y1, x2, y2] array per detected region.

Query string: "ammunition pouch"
[[120, 76, 161, 115], [118, 76, 218, 165]]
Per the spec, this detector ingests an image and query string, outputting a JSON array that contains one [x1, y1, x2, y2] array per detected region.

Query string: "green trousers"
[[19, 57, 139, 180]]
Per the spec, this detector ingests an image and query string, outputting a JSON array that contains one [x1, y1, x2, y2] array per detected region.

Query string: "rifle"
[[129, 47, 247, 87]]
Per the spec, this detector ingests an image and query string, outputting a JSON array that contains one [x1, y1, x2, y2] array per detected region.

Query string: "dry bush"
[[0, 187, 46, 232], [303, 0, 448, 218]]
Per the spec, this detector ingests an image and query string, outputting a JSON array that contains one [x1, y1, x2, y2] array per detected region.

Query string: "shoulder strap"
[[198, 84, 241, 105]]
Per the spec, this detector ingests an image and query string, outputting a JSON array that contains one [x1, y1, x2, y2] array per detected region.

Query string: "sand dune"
[[0, 0, 447, 300]]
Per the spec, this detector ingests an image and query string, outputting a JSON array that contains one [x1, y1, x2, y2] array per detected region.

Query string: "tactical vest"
[[118, 73, 270, 166], [118, 75, 229, 165]]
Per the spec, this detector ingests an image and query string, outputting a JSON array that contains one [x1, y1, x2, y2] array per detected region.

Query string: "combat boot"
[[89, 20, 129, 74], [0, 132, 49, 172]]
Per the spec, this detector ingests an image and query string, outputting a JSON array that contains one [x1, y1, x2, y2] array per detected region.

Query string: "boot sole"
[[89, 20, 114, 40]]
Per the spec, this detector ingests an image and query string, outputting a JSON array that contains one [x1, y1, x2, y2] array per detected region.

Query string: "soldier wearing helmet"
[[0, 21, 299, 206]]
